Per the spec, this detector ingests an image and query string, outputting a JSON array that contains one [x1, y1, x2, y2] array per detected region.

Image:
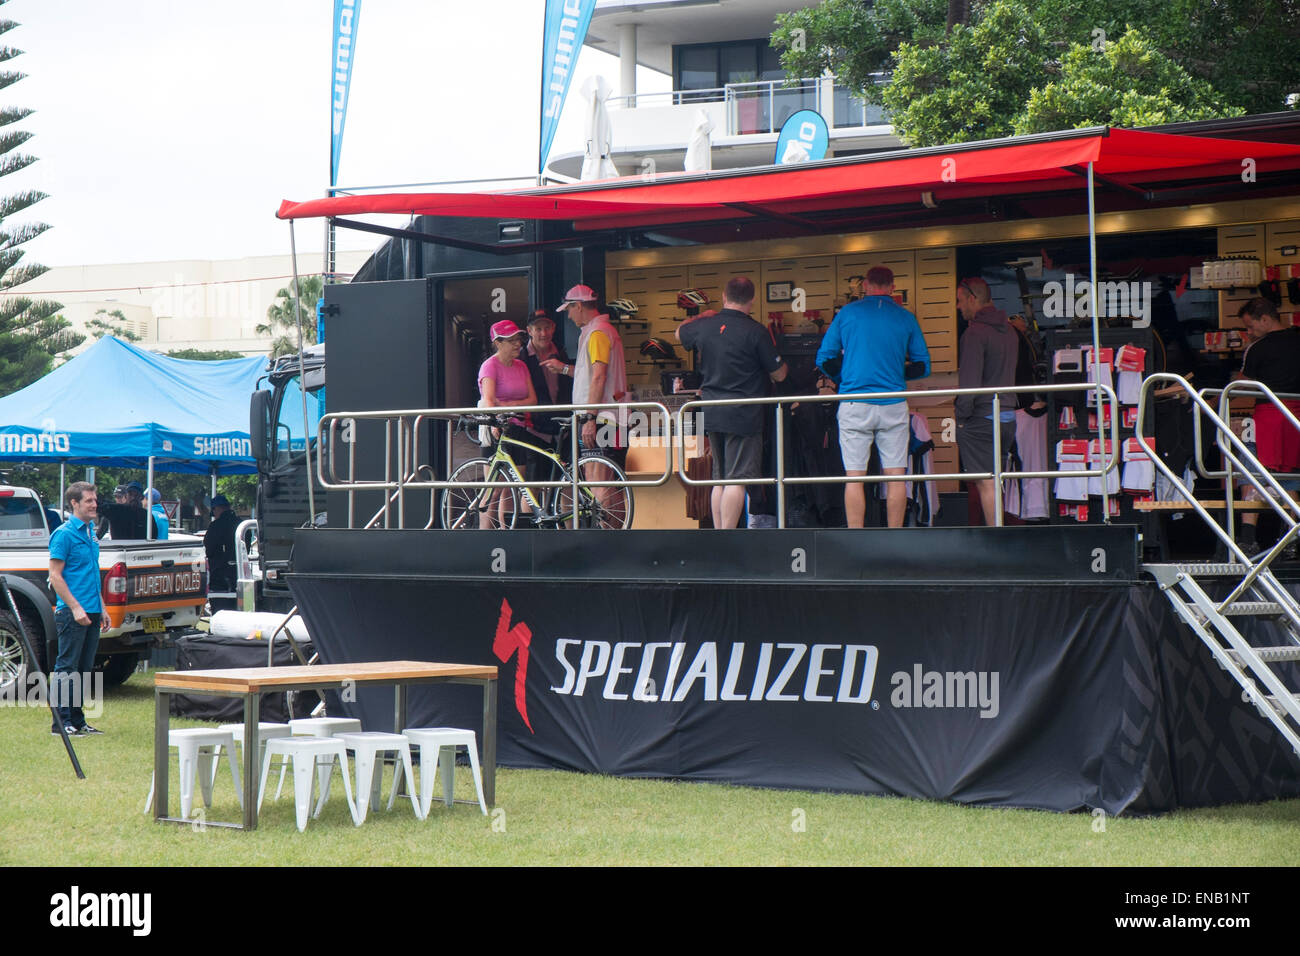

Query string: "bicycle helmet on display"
[[676, 289, 709, 316], [608, 298, 639, 320], [639, 337, 678, 361]]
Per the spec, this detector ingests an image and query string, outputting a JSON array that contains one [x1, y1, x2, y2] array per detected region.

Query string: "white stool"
[[403, 727, 488, 817], [258, 737, 359, 831], [212, 722, 292, 794], [335, 732, 422, 823], [143, 728, 242, 819], [275, 717, 363, 801]]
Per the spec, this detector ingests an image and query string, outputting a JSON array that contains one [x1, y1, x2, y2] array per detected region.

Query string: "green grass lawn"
[[3, 669, 1299, 866]]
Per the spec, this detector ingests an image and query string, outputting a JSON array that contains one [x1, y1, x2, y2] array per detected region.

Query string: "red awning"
[[277, 127, 1300, 230]]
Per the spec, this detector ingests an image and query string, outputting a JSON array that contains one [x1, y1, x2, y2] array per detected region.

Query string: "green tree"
[[215, 474, 255, 514], [1015, 28, 1242, 134], [884, 1, 1053, 144], [772, 0, 1300, 148], [166, 348, 245, 361], [258, 275, 323, 358], [85, 307, 141, 341], [772, 0, 947, 105]]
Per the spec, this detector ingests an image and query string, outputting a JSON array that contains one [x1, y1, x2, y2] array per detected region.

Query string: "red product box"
[[1115, 344, 1146, 372]]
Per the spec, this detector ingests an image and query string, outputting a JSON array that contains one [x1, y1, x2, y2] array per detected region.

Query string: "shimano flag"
[[330, 0, 362, 187], [539, 0, 597, 174]]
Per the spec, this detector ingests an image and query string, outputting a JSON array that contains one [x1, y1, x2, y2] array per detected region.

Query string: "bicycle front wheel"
[[550, 456, 634, 529], [442, 459, 519, 530]]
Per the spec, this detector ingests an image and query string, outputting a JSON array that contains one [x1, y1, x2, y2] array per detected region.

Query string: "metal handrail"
[[1190, 383, 1300, 482], [316, 402, 674, 530], [724, 78, 821, 135], [1195, 382, 1300, 544], [609, 86, 727, 109], [609, 73, 891, 110], [1134, 373, 1300, 618], [676, 382, 1121, 528]]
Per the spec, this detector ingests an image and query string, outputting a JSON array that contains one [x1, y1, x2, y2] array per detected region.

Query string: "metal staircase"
[[1137, 374, 1300, 756]]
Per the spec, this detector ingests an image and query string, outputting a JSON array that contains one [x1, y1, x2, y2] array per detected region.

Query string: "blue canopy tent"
[[0, 338, 274, 532]]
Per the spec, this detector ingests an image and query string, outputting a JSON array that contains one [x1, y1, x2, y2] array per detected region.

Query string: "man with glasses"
[[557, 285, 629, 469], [522, 308, 574, 473]]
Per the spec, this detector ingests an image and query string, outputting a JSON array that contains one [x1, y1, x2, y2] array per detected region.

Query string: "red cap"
[[490, 319, 526, 341]]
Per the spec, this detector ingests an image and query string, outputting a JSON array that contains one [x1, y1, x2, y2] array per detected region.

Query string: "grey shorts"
[[709, 431, 763, 480], [838, 401, 910, 470], [957, 416, 1016, 475]]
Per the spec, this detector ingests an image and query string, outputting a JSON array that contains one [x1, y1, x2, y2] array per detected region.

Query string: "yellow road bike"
[[441, 414, 633, 530]]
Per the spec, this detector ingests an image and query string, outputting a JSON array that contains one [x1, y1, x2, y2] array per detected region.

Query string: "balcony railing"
[[609, 74, 891, 136]]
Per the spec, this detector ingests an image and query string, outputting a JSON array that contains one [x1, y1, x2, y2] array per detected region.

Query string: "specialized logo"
[[493, 599, 533, 732], [550, 640, 878, 704]]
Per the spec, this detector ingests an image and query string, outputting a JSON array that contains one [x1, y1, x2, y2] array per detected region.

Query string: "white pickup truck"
[[0, 485, 208, 691]]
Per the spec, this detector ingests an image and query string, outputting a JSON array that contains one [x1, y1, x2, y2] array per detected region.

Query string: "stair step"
[[1228, 646, 1300, 663], [1171, 563, 1256, 576], [1222, 602, 1286, 617], [1265, 695, 1300, 715]]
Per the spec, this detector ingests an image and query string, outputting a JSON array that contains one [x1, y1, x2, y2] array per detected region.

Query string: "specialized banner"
[[330, 0, 362, 187], [291, 573, 1300, 815], [539, 0, 598, 174]]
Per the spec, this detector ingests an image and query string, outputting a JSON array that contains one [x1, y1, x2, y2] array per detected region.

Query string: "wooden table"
[[152, 661, 498, 830]]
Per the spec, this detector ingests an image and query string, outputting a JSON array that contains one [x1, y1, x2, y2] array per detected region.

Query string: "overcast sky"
[[12, 0, 663, 268]]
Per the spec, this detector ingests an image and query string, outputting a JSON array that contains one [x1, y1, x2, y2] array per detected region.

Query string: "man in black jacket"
[[522, 308, 573, 409], [520, 309, 575, 475], [99, 482, 146, 539], [205, 494, 239, 593]]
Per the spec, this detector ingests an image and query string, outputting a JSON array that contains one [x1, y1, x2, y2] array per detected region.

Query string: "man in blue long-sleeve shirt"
[[816, 266, 930, 527]]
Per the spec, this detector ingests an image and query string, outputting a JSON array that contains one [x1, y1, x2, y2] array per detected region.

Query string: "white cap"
[[555, 284, 597, 311]]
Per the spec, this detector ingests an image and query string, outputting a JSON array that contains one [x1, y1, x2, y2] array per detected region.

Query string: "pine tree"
[[0, 8, 81, 395]]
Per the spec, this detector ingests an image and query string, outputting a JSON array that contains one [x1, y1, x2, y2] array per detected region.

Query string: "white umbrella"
[[580, 75, 619, 181], [684, 108, 713, 172]]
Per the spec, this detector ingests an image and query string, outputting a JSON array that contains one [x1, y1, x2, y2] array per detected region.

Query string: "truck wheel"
[[0, 607, 45, 696], [98, 653, 141, 689]]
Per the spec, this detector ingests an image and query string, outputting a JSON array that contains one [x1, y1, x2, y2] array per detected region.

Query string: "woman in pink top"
[[476, 320, 538, 526], [478, 320, 537, 411]]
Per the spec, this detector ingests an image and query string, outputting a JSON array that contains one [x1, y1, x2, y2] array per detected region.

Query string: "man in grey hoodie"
[[954, 277, 1019, 526]]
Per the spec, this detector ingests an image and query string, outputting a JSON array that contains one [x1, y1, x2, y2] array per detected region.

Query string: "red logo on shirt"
[[492, 598, 533, 733], [719, 324, 726, 333]]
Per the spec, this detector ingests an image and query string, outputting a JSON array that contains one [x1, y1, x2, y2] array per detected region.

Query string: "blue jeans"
[[51, 606, 100, 730]]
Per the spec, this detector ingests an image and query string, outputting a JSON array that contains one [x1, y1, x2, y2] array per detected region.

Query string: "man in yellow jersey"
[[558, 285, 630, 523], [557, 284, 629, 469]]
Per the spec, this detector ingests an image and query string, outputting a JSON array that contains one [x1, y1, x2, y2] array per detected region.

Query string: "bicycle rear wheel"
[[442, 459, 519, 530], [550, 456, 634, 529]]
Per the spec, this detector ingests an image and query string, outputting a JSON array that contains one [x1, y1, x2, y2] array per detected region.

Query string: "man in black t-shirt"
[[99, 481, 147, 539], [1236, 297, 1300, 556], [677, 276, 788, 528]]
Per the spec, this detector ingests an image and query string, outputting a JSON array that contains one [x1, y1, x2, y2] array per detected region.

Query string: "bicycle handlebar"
[[455, 411, 580, 431]]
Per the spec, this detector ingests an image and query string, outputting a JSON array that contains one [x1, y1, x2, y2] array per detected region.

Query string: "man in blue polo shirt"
[[817, 266, 930, 528], [48, 481, 110, 736]]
